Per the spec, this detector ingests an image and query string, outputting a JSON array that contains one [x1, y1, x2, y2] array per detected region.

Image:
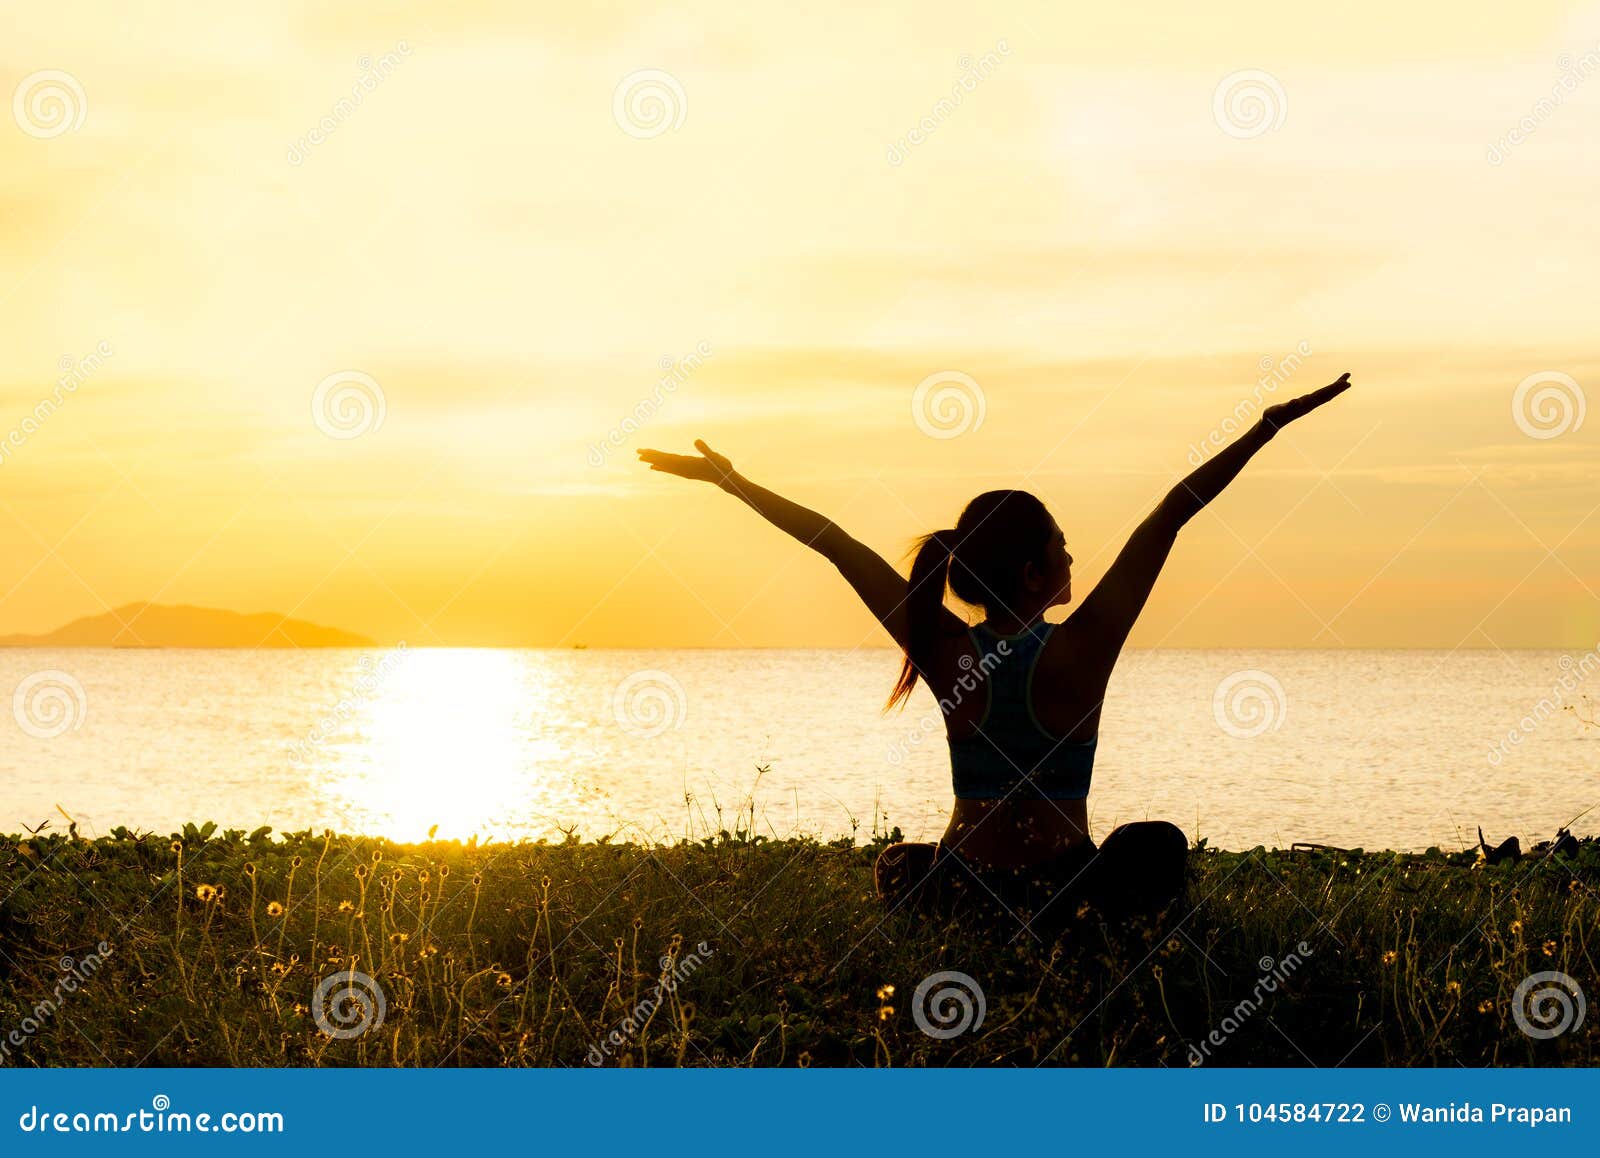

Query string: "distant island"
[[0, 603, 376, 648]]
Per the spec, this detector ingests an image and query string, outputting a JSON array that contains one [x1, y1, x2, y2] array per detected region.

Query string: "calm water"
[[1, 648, 1595, 851]]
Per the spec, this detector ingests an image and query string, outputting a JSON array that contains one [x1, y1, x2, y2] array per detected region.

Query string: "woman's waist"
[[943, 798, 1091, 869]]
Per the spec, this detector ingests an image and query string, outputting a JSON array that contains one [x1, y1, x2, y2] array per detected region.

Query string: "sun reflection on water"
[[319, 648, 575, 842]]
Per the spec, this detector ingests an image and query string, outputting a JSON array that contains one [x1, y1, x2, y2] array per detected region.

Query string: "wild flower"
[[1381, 950, 1398, 966], [266, 901, 284, 917], [195, 884, 217, 902]]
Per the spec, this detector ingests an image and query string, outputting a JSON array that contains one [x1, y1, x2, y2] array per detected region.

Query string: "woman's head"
[[888, 490, 1072, 709]]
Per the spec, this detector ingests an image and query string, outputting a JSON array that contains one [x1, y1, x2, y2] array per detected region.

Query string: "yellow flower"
[[337, 900, 355, 913], [390, 932, 409, 945], [1445, 980, 1462, 995], [1542, 940, 1557, 957], [875, 984, 895, 1000], [1509, 920, 1523, 935], [1477, 1000, 1494, 1014], [195, 884, 217, 903], [1381, 950, 1398, 966], [878, 1006, 894, 1021], [266, 901, 284, 918], [496, 972, 513, 988]]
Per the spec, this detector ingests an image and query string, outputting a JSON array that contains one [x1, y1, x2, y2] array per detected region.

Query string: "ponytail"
[[887, 529, 956, 710]]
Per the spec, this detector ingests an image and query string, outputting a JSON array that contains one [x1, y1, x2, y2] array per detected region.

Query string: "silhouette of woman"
[[640, 373, 1351, 934]]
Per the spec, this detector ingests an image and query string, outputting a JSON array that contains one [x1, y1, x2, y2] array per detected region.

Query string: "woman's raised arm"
[[1061, 373, 1352, 682], [638, 440, 934, 648]]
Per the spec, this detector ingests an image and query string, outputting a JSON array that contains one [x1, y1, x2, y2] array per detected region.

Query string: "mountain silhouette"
[[0, 603, 376, 648]]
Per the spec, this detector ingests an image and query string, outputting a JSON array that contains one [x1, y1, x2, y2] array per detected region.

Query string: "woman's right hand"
[[1260, 372, 1352, 433], [637, 439, 738, 486]]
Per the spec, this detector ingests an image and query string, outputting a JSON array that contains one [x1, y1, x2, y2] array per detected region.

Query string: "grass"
[[1, 821, 1596, 1067]]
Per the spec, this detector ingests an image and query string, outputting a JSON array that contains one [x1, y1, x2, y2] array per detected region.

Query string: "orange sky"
[[1, 1, 1597, 648]]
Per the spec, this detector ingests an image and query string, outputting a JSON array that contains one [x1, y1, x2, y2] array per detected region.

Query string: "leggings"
[[873, 821, 1189, 934]]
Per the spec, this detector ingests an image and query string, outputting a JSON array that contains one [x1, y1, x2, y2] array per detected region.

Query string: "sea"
[[1, 647, 1594, 851]]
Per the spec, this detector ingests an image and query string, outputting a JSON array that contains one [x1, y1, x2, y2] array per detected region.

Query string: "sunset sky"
[[2, 0, 1597, 648]]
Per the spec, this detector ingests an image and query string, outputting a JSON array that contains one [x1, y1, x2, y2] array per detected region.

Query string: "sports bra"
[[947, 620, 1097, 801]]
